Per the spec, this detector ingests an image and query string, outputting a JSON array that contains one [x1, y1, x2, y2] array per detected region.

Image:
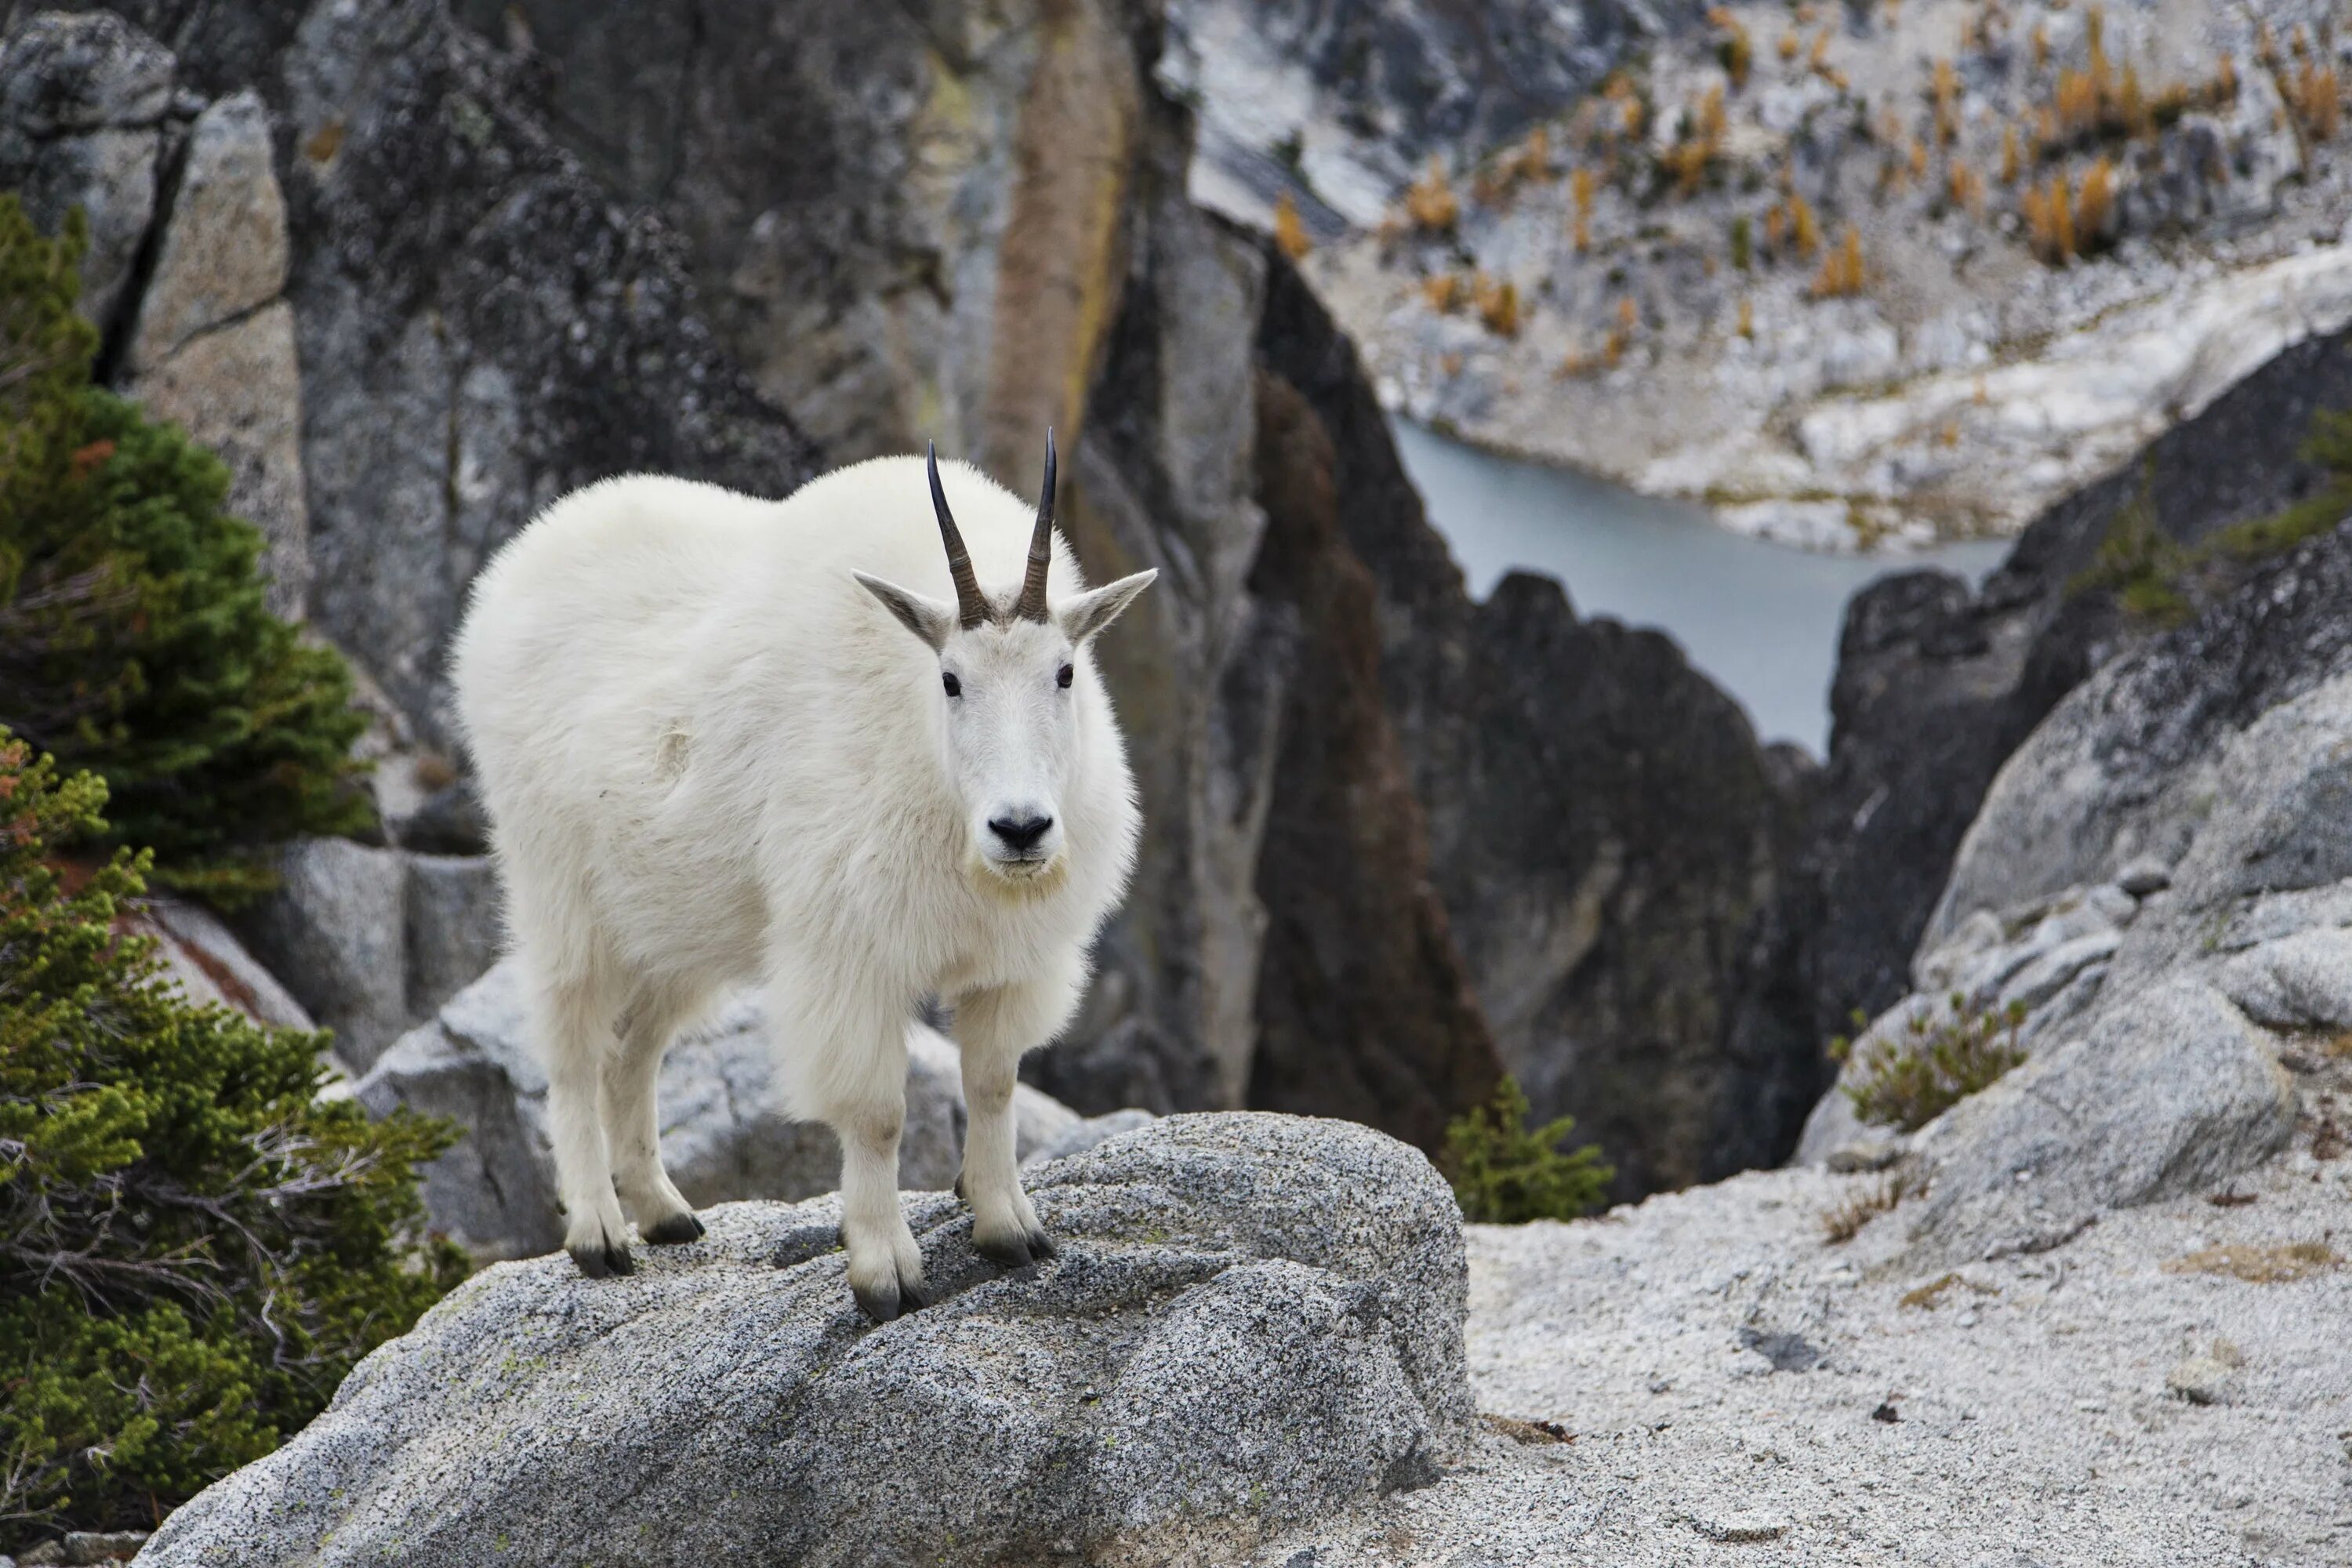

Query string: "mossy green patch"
[[2072, 410, 2352, 629], [1831, 993, 2027, 1132]]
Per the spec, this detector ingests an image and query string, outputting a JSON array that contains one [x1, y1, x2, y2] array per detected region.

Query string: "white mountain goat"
[[450, 437, 1153, 1319]]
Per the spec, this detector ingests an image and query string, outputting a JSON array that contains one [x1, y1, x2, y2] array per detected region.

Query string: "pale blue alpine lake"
[[1391, 419, 2012, 754]]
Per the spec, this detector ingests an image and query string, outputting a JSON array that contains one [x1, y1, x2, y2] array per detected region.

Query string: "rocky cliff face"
[[1726, 325, 2352, 1171], [1243, 363, 1504, 1152], [22, 1, 822, 729]]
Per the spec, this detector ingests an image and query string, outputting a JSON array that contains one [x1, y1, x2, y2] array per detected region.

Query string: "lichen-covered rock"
[[125, 89, 285, 369], [1900, 980, 2296, 1261], [0, 11, 176, 325], [359, 957, 1087, 1261], [133, 1115, 1468, 1567], [130, 299, 310, 618], [1928, 532, 2352, 947], [278, 0, 819, 737]]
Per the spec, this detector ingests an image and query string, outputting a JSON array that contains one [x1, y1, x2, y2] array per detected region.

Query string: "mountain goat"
[[451, 437, 1153, 1319]]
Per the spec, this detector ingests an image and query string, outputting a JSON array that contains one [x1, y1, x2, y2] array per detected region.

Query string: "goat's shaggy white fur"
[[451, 453, 1150, 1317]]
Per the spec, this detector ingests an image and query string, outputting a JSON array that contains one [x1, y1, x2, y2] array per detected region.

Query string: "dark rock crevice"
[[85, 73, 185, 384]]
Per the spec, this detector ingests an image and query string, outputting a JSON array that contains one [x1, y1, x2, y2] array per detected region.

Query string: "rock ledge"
[[136, 1113, 1469, 1568]]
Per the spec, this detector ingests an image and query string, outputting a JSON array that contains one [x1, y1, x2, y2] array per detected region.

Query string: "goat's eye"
[[942, 672, 962, 698], [1056, 664, 1074, 690]]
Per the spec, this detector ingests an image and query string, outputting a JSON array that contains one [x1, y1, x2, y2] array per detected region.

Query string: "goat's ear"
[[854, 572, 956, 652], [1055, 569, 1156, 644]]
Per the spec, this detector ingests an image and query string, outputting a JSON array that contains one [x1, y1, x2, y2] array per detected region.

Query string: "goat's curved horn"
[[927, 441, 990, 630], [1014, 428, 1057, 622]]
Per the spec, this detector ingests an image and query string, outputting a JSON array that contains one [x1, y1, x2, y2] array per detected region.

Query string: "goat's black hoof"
[[851, 1252, 931, 1323], [977, 1226, 1056, 1269], [644, 1210, 705, 1246], [569, 1240, 633, 1278], [853, 1276, 926, 1323], [953, 1174, 966, 1202], [975, 1232, 1032, 1268]]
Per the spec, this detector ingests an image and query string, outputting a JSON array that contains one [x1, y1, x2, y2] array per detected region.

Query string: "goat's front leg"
[[835, 1083, 925, 1322], [771, 960, 927, 1321], [953, 952, 1083, 1268]]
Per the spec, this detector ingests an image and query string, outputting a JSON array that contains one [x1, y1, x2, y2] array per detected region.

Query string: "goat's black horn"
[[1014, 429, 1057, 623], [927, 441, 990, 630]]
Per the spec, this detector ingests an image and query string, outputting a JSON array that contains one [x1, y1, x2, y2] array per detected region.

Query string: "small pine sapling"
[[1442, 1079, 1614, 1224]]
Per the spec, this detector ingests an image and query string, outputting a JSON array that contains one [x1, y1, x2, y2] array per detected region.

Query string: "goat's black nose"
[[989, 815, 1054, 851]]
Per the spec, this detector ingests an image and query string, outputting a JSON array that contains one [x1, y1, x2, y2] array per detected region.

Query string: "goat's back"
[[448, 459, 1105, 982]]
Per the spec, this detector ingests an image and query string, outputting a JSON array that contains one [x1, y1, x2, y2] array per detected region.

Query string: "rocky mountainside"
[[1791, 521, 2352, 1251], [133, 612, 2352, 1563], [4, 1, 1820, 1190], [1163, 0, 1706, 227], [1720, 320, 2352, 1152], [1192, 0, 2352, 550]]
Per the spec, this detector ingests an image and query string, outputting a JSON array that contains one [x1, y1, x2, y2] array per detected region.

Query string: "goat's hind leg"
[[604, 976, 708, 1246], [532, 964, 634, 1277]]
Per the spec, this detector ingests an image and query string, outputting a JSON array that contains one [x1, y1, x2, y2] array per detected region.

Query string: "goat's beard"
[[967, 846, 1070, 902]]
